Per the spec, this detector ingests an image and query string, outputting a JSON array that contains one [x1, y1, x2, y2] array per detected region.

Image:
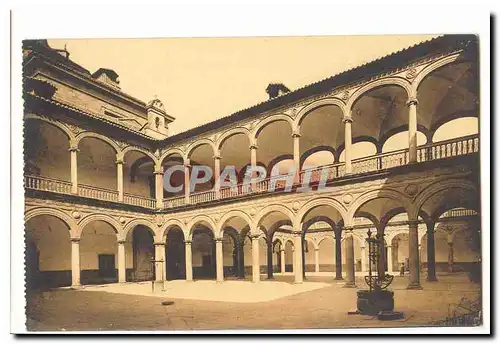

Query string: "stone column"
[[71, 238, 80, 287], [154, 243, 165, 282], [314, 247, 320, 273], [377, 232, 386, 277], [426, 222, 437, 281], [69, 147, 79, 194], [214, 153, 221, 199], [116, 159, 124, 202], [237, 243, 245, 278], [292, 132, 301, 184], [344, 227, 356, 287], [343, 116, 353, 174], [251, 235, 260, 283], [267, 241, 274, 279], [386, 245, 393, 273], [280, 248, 285, 273], [118, 240, 126, 283], [154, 167, 164, 209], [408, 220, 422, 289], [448, 241, 454, 273], [185, 240, 193, 281], [215, 238, 224, 282], [293, 232, 303, 284], [250, 144, 258, 191], [360, 246, 367, 272], [335, 230, 343, 280], [184, 162, 191, 204], [407, 97, 418, 163]]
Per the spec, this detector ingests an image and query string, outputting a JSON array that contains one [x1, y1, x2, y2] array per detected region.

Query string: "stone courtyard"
[[26, 273, 480, 331]]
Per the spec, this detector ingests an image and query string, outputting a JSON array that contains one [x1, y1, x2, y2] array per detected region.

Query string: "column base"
[[216, 280, 224, 283], [426, 276, 438, 282], [406, 282, 423, 290], [266, 276, 275, 280], [70, 284, 82, 289], [343, 281, 357, 288], [293, 280, 303, 284], [334, 276, 344, 280]]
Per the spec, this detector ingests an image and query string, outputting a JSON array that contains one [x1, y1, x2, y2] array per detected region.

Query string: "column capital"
[[215, 237, 223, 243], [117, 240, 127, 245], [342, 116, 353, 124], [342, 226, 354, 233], [70, 237, 80, 243], [213, 154, 222, 160], [184, 240, 192, 245], [292, 132, 301, 138], [291, 231, 302, 237], [116, 159, 124, 165], [68, 147, 80, 153], [406, 97, 419, 106], [250, 233, 260, 240], [184, 163, 191, 168], [153, 169, 164, 175], [249, 144, 258, 150], [408, 219, 420, 228], [154, 241, 166, 246]]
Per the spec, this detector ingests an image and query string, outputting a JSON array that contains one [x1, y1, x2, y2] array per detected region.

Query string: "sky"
[[48, 35, 440, 135]]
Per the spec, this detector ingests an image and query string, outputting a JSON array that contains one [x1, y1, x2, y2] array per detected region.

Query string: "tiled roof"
[[24, 92, 156, 142], [160, 34, 478, 145]]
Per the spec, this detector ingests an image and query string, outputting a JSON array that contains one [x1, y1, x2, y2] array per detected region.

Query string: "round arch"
[[159, 219, 187, 241], [187, 215, 217, 240], [347, 189, 413, 225], [300, 146, 336, 168], [347, 77, 412, 111], [120, 145, 158, 164], [25, 208, 76, 237], [412, 53, 464, 93], [412, 179, 479, 220], [295, 98, 346, 128], [24, 115, 76, 143], [254, 204, 296, 234], [317, 233, 335, 247], [216, 210, 253, 237], [251, 114, 295, 140], [77, 214, 121, 238], [160, 148, 187, 165], [216, 127, 251, 151], [297, 197, 348, 226], [75, 132, 120, 154], [186, 138, 216, 159], [121, 218, 157, 241]]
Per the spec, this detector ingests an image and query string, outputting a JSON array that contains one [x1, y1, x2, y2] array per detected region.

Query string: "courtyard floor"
[[25, 273, 481, 332]]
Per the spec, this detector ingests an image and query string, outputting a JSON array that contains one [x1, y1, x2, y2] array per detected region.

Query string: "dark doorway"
[[98, 254, 116, 281], [166, 227, 186, 280]]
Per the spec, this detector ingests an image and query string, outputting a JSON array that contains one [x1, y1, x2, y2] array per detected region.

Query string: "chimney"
[[91, 68, 121, 90], [265, 83, 291, 99]]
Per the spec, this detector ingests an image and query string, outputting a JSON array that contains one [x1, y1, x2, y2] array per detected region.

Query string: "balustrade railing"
[[26, 134, 479, 211], [189, 189, 216, 204], [24, 175, 72, 194], [123, 193, 156, 208], [441, 208, 478, 218], [78, 184, 119, 202], [164, 195, 185, 208], [417, 134, 479, 162], [299, 162, 345, 184]]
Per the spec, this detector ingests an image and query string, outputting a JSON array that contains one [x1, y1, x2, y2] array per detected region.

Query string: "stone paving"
[[81, 279, 330, 303], [25, 273, 481, 331]]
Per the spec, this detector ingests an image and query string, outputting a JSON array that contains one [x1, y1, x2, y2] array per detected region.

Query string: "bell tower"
[[145, 96, 175, 139]]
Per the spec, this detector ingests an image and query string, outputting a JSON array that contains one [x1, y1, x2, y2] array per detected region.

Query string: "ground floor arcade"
[[25, 209, 480, 290]]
